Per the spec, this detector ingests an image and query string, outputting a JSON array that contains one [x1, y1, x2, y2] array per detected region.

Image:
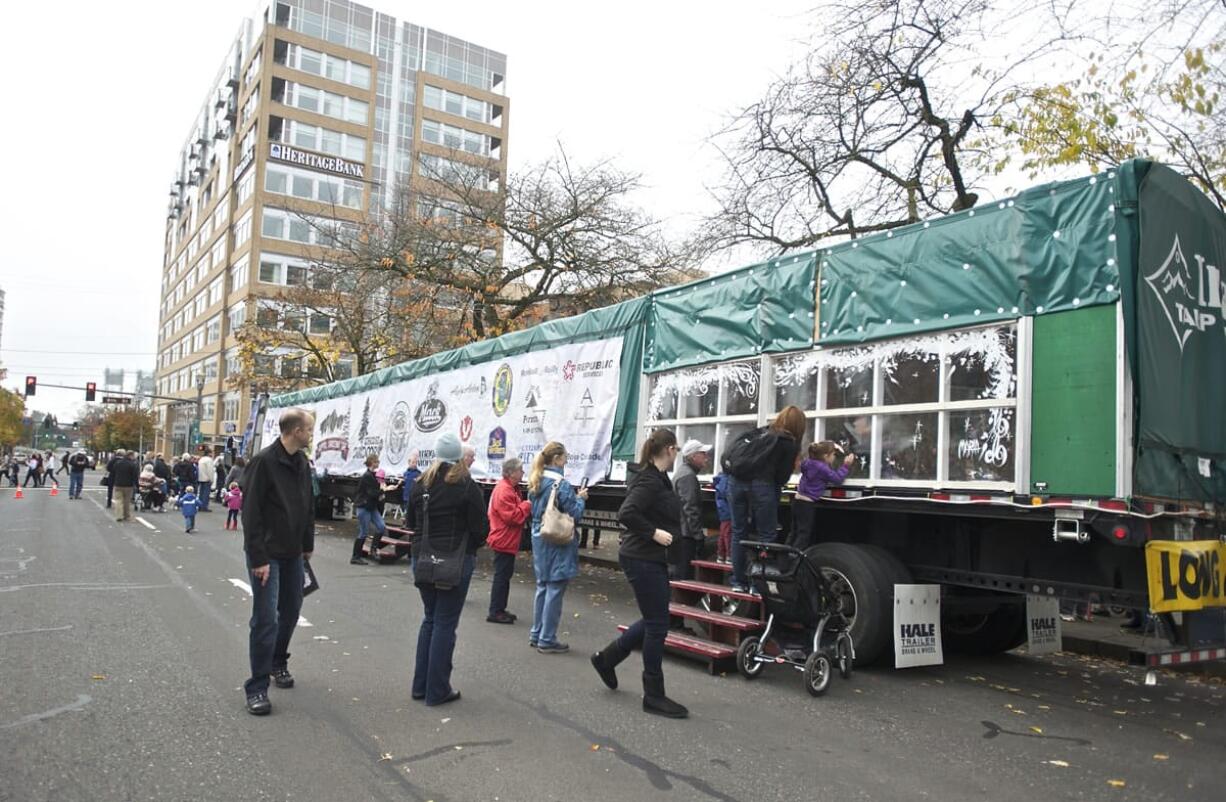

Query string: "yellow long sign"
[[1145, 540, 1226, 613]]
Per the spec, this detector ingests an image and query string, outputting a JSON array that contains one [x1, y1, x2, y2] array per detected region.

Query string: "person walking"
[[590, 428, 689, 718], [177, 486, 200, 533], [726, 405, 806, 593], [408, 432, 488, 706], [222, 456, 246, 492], [486, 458, 531, 624], [111, 451, 139, 523], [23, 454, 40, 488], [671, 439, 711, 581], [240, 408, 316, 716], [57, 450, 71, 478], [350, 454, 388, 565], [526, 442, 588, 654], [224, 482, 243, 530], [197, 450, 215, 512]]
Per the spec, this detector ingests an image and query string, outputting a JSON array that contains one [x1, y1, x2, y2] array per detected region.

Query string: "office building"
[[153, 0, 509, 455]]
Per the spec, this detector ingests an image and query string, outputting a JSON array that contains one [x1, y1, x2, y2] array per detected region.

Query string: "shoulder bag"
[[411, 488, 466, 590], [539, 480, 576, 546]]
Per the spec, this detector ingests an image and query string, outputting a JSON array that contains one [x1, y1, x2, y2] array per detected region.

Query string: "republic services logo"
[[1145, 235, 1208, 352], [563, 360, 577, 381]]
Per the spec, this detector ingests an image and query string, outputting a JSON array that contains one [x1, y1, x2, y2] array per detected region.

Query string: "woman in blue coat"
[[526, 441, 588, 653]]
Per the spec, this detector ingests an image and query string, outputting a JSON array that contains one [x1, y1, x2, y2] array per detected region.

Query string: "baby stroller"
[[736, 541, 854, 696]]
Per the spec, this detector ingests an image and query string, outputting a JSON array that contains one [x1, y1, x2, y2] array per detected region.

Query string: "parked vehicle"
[[251, 160, 1226, 671]]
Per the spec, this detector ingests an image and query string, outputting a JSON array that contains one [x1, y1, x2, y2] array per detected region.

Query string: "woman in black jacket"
[[409, 432, 489, 706], [591, 428, 688, 718]]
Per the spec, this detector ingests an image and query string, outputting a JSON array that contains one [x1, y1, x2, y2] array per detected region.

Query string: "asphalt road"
[[2, 473, 1224, 802]]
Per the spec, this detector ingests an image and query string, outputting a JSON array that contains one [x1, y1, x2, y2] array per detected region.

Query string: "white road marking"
[[227, 578, 313, 627], [0, 625, 74, 637], [1, 694, 92, 730], [135, 517, 158, 531]]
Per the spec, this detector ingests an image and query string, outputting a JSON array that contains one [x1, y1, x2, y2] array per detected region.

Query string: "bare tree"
[[705, 0, 1077, 251]]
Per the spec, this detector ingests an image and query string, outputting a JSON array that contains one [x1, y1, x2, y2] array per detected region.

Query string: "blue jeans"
[[184, 514, 196, 531], [616, 556, 671, 681], [69, 472, 84, 498], [489, 551, 516, 616], [244, 555, 305, 696], [354, 507, 386, 557], [530, 579, 569, 646], [729, 476, 780, 587], [197, 481, 211, 510], [413, 554, 475, 704]]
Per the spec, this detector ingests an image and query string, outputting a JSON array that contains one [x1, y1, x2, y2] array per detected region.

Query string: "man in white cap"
[[671, 439, 712, 581]]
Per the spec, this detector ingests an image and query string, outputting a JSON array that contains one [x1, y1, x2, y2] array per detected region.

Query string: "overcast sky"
[[0, 0, 821, 421]]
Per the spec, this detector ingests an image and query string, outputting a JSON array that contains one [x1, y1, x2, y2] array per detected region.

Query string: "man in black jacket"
[[111, 451, 139, 522], [68, 450, 91, 499], [241, 408, 315, 716]]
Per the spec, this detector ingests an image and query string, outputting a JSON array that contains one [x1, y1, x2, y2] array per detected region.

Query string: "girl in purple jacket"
[[790, 441, 855, 552]]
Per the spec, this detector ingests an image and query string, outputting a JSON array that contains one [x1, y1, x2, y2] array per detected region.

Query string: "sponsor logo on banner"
[[314, 403, 351, 461], [449, 380, 484, 399], [575, 388, 596, 425], [492, 364, 513, 416], [893, 584, 943, 668], [1025, 595, 1062, 655], [1145, 539, 1226, 612], [354, 398, 384, 460], [563, 360, 577, 381], [415, 381, 447, 433], [316, 437, 349, 461], [385, 401, 411, 463], [459, 416, 474, 442], [319, 406, 349, 436], [575, 358, 615, 378], [487, 427, 507, 461]]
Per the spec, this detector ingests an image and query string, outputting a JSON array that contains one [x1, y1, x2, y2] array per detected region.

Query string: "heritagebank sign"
[[268, 143, 365, 179]]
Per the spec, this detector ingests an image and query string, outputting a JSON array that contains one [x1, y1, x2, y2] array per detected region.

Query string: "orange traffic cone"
[[50, 483, 59, 497], [14, 486, 23, 499]]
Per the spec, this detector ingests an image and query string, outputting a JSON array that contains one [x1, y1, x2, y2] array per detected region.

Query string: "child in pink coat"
[[224, 482, 243, 530]]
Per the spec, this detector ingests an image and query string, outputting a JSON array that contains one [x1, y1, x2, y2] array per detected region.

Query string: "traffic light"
[[25, 376, 36, 396], [86, 382, 96, 402]]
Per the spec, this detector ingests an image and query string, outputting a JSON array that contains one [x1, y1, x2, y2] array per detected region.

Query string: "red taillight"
[[1112, 526, 1128, 540]]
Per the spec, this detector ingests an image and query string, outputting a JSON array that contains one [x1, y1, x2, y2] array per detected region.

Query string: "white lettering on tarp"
[[1147, 235, 1226, 351], [893, 584, 943, 668], [1025, 595, 1062, 655]]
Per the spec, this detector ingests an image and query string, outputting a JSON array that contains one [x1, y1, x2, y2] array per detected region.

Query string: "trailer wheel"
[[736, 636, 765, 679], [804, 543, 902, 667], [803, 652, 832, 696], [941, 597, 1027, 655]]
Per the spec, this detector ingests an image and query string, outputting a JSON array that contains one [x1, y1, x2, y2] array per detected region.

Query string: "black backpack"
[[720, 427, 780, 480]]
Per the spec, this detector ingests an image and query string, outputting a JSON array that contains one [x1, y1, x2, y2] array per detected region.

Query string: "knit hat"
[[435, 432, 463, 463]]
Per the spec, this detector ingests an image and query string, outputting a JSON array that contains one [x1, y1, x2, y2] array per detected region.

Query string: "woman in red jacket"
[[486, 458, 532, 624]]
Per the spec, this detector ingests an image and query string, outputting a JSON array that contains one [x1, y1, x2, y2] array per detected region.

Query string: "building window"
[[260, 209, 355, 248], [207, 277, 224, 307], [202, 399, 216, 421], [194, 292, 207, 317], [264, 163, 362, 209], [228, 302, 247, 331], [422, 84, 490, 124], [203, 357, 219, 381], [418, 153, 497, 191], [224, 348, 241, 377], [229, 255, 249, 290], [420, 119, 489, 156], [278, 40, 370, 90], [278, 79, 369, 126], [206, 315, 222, 344], [211, 200, 229, 234], [192, 326, 206, 352], [223, 392, 240, 422], [308, 313, 331, 335], [278, 118, 365, 161], [237, 169, 255, 205], [233, 209, 252, 248]]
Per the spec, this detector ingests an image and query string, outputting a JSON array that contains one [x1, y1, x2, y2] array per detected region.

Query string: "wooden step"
[[616, 624, 737, 659], [668, 603, 763, 631], [690, 559, 731, 573], [670, 579, 760, 603], [387, 525, 414, 538]]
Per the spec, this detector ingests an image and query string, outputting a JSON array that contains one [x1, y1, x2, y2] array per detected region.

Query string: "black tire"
[[736, 636, 764, 679], [804, 543, 904, 667], [804, 653, 832, 696], [941, 596, 1028, 655], [836, 634, 853, 679]]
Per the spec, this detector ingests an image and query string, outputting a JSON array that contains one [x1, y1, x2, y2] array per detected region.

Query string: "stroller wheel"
[[736, 636, 765, 679], [836, 634, 853, 680], [803, 653, 832, 696]]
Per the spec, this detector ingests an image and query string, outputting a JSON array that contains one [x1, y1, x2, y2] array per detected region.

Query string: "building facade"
[[153, 0, 509, 456]]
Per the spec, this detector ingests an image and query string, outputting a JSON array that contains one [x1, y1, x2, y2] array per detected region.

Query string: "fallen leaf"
[[91, 674, 106, 681], [1048, 760, 1070, 768], [590, 744, 600, 751], [379, 753, 393, 762], [1030, 726, 1043, 734], [1107, 779, 1126, 788], [454, 745, 463, 751], [1153, 754, 1169, 761], [441, 717, 451, 724]]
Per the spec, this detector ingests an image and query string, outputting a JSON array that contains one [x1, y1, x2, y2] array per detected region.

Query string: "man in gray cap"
[[671, 439, 712, 581]]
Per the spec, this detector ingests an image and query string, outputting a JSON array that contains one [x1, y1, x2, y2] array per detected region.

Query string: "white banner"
[[263, 336, 624, 486], [1025, 595, 1062, 655], [893, 584, 944, 669]]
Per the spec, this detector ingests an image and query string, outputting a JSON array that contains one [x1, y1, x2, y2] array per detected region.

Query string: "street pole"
[[195, 376, 205, 453]]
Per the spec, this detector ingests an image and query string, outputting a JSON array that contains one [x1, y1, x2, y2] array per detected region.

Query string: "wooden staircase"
[[616, 557, 764, 675]]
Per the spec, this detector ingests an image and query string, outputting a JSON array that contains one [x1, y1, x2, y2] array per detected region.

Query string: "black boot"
[[590, 640, 630, 690], [642, 672, 688, 719]]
